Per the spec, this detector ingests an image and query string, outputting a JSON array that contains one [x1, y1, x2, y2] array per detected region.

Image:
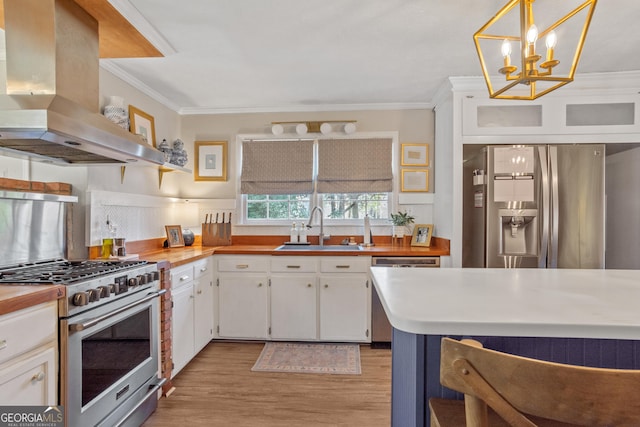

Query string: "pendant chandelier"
[[473, 0, 597, 100]]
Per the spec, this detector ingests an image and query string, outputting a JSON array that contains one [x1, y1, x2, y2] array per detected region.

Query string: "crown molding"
[[445, 71, 640, 97], [100, 60, 183, 112], [177, 102, 434, 115]]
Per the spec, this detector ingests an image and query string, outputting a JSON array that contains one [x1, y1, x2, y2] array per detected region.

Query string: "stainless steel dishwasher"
[[370, 256, 440, 346]]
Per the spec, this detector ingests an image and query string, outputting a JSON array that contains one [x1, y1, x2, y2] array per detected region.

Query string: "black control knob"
[[87, 289, 100, 302], [152, 271, 160, 281], [145, 272, 153, 283], [138, 274, 147, 285], [108, 284, 117, 294], [98, 286, 110, 298], [72, 292, 88, 306]]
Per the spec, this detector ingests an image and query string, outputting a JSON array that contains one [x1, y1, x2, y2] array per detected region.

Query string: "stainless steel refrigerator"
[[463, 144, 605, 269]]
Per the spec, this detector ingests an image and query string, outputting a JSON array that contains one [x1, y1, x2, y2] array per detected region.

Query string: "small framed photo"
[[401, 143, 429, 166], [411, 224, 433, 247], [129, 105, 156, 147], [165, 225, 184, 248], [195, 141, 228, 181], [401, 169, 429, 192]]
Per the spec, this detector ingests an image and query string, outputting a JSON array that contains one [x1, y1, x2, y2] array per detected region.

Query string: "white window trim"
[[235, 131, 399, 226]]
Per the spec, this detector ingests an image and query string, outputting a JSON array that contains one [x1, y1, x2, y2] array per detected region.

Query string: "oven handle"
[[69, 289, 167, 332]]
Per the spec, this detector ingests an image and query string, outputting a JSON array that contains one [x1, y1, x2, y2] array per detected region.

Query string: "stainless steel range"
[[0, 259, 166, 427]]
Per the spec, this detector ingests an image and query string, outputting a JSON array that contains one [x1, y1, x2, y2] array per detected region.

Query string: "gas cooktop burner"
[[0, 259, 149, 284]]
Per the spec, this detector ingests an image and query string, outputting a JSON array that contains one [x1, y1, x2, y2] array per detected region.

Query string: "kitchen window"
[[240, 136, 393, 223], [247, 194, 311, 220]]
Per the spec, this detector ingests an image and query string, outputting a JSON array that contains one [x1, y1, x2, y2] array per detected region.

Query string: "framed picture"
[[411, 224, 433, 247], [401, 169, 429, 192], [165, 225, 184, 248], [129, 105, 156, 147], [195, 141, 228, 181], [401, 143, 429, 166]]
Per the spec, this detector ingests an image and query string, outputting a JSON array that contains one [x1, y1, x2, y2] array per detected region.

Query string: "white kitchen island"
[[369, 267, 640, 427]]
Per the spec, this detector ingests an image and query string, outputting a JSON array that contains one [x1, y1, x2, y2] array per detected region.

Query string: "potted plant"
[[390, 211, 415, 238]]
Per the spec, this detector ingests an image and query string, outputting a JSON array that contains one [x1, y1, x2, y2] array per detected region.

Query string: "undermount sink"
[[275, 244, 363, 251]]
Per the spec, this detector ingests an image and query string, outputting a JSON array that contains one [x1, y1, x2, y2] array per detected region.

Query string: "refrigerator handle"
[[538, 146, 549, 268], [549, 146, 560, 268]]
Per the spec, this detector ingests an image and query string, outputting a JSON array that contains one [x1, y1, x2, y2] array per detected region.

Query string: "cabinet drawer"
[[320, 256, 370, 273], [271, 257, 317, 273], [193, 258, 213, 279], [0, 302, 57, 366], [170, 264, 194, 289], [0, 345, 56, 406], [217, 256, 270, 272]]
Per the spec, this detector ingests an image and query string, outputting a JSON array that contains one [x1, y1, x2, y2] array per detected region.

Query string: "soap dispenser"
[[299, 222, 308, 243], [290, 222, 298, 243]]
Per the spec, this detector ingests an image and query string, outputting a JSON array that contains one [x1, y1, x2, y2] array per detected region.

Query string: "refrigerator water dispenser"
[[498, 209, 538, 256]]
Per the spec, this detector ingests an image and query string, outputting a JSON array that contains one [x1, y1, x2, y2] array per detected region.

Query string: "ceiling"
[[37, 1, 640, 114]]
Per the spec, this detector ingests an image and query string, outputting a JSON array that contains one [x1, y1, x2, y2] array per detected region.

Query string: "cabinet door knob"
[[31, 372, 45, 382], [324, 284, 329, 288], [236, 264, 249, 269], [197, 290, 203, 294], [258, 283, 263, 287], [180, 275, 190, 281], [0, 339, 7, 350], [307, 283, 312, 288]]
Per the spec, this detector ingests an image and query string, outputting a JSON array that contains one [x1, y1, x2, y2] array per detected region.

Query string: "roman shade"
[[317, 138, 393, 193], [241, 139, 314, 194]]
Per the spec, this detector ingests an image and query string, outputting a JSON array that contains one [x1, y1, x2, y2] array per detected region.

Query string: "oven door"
[[61, 290, 163, 427]]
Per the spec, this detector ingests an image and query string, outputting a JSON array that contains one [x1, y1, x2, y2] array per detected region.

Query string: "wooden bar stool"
[[429, 337, 640, 427]]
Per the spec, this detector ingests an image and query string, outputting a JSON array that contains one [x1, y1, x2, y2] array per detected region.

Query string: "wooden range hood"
[[0, 0, 162, 59]]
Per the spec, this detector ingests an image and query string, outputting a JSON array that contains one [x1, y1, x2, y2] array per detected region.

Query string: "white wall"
[[1, 61, 437, 246]]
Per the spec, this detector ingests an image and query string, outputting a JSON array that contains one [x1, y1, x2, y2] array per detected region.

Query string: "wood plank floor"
[[143, 341, 391, 427]]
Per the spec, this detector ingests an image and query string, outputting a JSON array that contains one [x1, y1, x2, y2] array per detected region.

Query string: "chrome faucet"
[[307, 206, 327, 246]]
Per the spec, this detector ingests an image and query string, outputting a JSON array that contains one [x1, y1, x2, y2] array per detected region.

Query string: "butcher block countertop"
[[136, 235, 450, 268], [0, 284, 65, 316], [0, 235, 449, 315]]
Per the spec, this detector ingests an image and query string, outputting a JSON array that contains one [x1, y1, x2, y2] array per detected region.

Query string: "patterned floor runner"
[[251, 342, 362, 375]]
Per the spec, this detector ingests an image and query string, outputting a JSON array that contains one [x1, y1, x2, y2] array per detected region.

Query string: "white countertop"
[[369, 267, 640, 340]]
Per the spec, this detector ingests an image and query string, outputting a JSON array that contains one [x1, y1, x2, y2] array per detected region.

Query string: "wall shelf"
[[120, 163, 192, 188]]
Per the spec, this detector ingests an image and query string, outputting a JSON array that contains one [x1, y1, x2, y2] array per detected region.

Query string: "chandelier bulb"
[[545, 31, 557, 49], [526, 24, 539, 44], [501, 39, 512, 58]]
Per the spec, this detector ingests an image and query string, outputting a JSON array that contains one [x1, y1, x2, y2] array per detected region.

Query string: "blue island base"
[[392, 328, 640, 427]]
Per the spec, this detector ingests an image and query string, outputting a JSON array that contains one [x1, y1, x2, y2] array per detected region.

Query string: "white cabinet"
[[194, 278, 214, 352], [319, 257, 370, 342], [194, 258, 214, 352], [170, 257, 214, 377], [171, 283, 194, 376], [217, 256, 269, 339], [270, 257, 318, 340], [0, 301, 57, 405], [270, 275, 317, 340], [214, 255, 371, 343]]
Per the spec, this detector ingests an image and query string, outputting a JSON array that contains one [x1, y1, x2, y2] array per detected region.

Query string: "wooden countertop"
[[0, 284, 65, 316], [135, 236, 450, 267], [0, 236, 449, 315]]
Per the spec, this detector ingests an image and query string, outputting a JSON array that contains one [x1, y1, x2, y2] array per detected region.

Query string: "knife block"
[[202, 222, 232, 246]]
